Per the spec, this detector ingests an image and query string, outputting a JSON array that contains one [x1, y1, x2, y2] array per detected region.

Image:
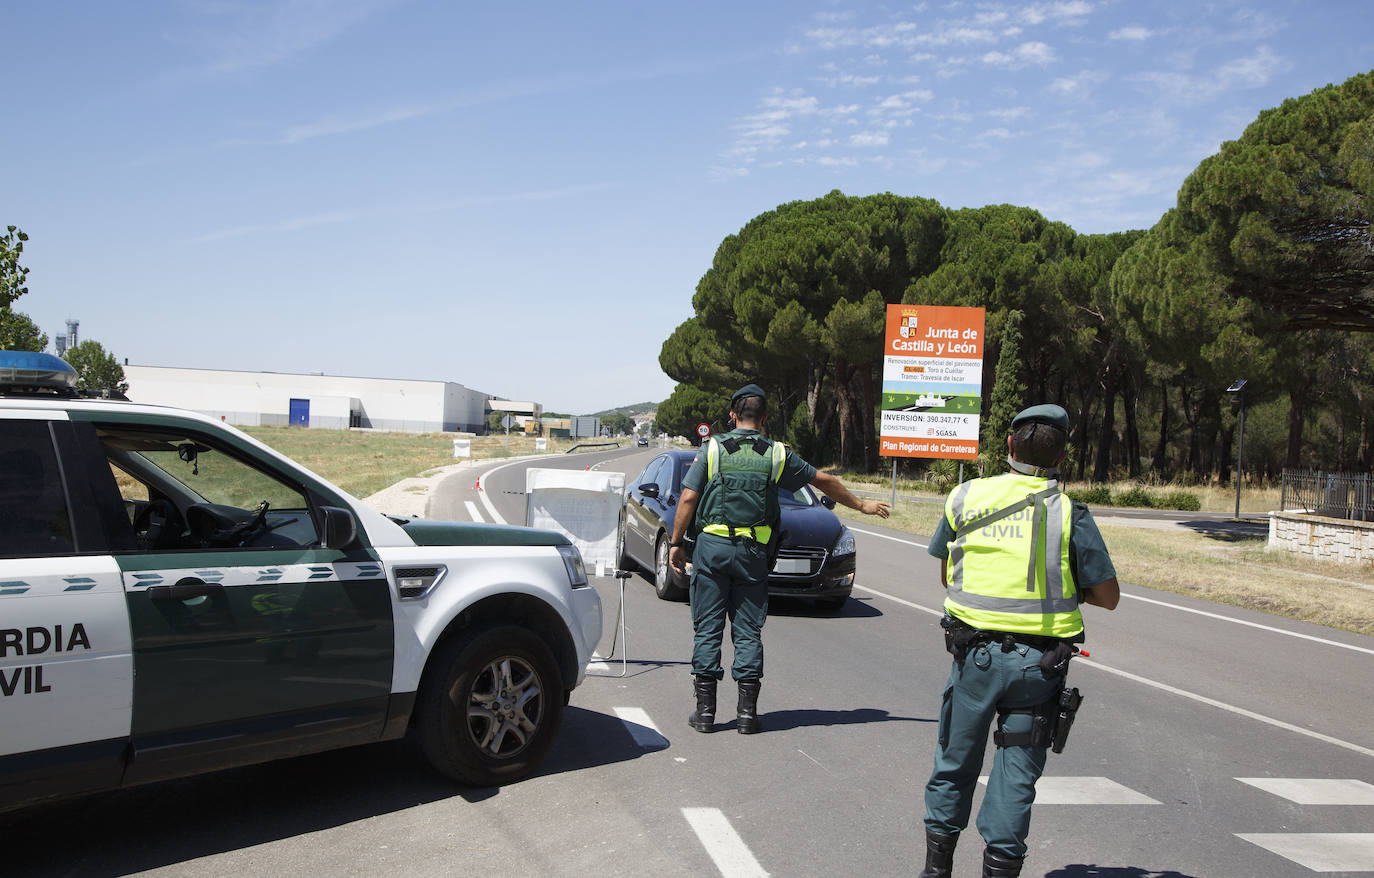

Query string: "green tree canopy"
[[0, 309, 48, 351], [64, 340, 128, 396]]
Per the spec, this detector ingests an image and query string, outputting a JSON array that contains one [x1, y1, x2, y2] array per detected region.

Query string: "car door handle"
[[147, 578, 224, 601]]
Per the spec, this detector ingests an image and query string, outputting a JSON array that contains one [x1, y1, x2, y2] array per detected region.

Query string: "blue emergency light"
[[0, 350, 78, 391]]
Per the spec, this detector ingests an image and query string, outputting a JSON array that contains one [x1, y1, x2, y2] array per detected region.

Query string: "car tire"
[[417, 624, 565, 787], [654, 534, 688, 602], [616, 514, 635, 573]]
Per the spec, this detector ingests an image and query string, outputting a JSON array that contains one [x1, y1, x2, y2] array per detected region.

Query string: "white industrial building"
[[123, 365, 498, 433]]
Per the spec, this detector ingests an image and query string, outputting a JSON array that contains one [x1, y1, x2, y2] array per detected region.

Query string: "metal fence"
[[1280, 469, 1374, 521]]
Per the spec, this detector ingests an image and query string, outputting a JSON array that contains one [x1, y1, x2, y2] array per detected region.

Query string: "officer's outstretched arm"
[[1082, 577, 1120, 610], [810, 470, 890, 518]]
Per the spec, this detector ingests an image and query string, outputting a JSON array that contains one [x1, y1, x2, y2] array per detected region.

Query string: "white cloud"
[[1109, 26, 1154, 41], [1049, 70, 1108, 96], [978, 127, 1013, 140], [983, 41, 1057, 68], [1137, 45, 1285, 103], [183, 0, 398, 74], [988, 106, 1032, 121], [193, 209, 360, 243], [851, 131, 891, 146]]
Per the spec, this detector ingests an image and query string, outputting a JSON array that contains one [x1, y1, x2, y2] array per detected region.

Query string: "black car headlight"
[[833, 526, 855, 557]]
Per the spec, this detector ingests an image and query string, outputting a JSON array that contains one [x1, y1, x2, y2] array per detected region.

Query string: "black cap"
[[731, 383, 767, 404], [1011, 404, 1070, 432]]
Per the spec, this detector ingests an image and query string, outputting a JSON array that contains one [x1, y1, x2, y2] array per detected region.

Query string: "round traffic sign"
[[696, 422, 711, 438]]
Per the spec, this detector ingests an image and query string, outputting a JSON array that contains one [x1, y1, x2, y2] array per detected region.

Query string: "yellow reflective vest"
[[942, 472, 1084, 639]]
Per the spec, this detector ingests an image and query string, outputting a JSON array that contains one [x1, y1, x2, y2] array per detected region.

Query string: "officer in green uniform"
[[919, 404, 1120, 878], [668, 384, 890, 734]]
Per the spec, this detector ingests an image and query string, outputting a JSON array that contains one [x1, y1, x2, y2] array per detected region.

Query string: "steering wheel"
[[229, 500, 271, 545], [134, 499, 183, 550]]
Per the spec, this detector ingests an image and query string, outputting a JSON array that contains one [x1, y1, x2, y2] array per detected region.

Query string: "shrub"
[[1159, 490, 1201, 512], [1113, 486, 1156, 508], [1067, 485, 1112, 505]]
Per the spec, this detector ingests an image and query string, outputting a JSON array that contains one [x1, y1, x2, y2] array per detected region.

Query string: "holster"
[[1051, 686, 1082, 753]]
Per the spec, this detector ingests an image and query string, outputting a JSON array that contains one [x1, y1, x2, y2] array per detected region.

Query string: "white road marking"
[[1236, 833, 1374, 872], [978, 776, 1161, 805], [851, 526, 928, 549], [613, 706, 668, 750], [850, 583, 1374, 758], [1237, 777, 1374, 805], [464, 500, 483, 523], [1074, 657, 1374, 759], [682, 808, 769, 878], [1119, 592, 1374, 656]]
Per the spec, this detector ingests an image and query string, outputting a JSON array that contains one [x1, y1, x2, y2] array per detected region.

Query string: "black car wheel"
[[654, 534, 688, 602], [417, 624, 564, 786]]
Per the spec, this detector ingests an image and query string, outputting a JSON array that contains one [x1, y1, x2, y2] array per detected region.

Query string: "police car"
[[0, 351, 601, 811]]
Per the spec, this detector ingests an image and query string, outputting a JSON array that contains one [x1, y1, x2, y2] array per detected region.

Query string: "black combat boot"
[[736, 679, 762, 734], [982, 847, 1024, 877], [917, 829, 957, 878], [688, 675, 717, 732]]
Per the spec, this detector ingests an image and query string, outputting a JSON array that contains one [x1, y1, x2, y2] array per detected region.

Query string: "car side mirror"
[[639, 483, 660, 499], [820, 496, 836, 509], [320, 505, 357, 549]]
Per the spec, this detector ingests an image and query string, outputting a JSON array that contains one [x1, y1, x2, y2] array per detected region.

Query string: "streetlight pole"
[[1227, 379, 1248, 519]]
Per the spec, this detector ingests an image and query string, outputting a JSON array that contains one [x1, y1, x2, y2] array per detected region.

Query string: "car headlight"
[[833, 526, 855, 557], [558, 544, 591, 588]]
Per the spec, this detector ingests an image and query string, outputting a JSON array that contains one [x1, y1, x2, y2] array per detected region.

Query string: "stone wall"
[[1268, 511, 1374, 565]]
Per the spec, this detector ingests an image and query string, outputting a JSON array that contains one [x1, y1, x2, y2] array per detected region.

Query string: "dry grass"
[[239, 426, 608, 499]]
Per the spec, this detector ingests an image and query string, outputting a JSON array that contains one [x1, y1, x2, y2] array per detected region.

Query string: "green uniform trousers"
[[923, 639, 1059, 858], [689, 532, 769, 681]]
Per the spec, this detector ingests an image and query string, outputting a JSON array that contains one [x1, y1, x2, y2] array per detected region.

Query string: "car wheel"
[[417, 624, 564, 786], [654, 535, 688, 602], [617, 514, 635, 572]]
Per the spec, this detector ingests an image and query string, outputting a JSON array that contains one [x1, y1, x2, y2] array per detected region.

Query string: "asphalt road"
[[7, 445, 1372, 878]]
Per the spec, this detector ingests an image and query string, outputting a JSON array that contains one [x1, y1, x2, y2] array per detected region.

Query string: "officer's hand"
[[863, 500, 891, 519], [669, 544, 687, 574]]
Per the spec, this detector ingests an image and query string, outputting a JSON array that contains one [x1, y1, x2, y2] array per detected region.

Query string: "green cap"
[[1011, 404, 1070, 432], [731, 383, 767, 404]]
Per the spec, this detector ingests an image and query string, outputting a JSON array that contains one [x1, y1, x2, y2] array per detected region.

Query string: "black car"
[[636, 436, 650, 447], [618, 449, 857, 609]]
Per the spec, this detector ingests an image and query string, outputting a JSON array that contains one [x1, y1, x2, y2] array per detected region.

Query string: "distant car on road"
[[636, 436, 649, 447], [618, 449, 856, 609]]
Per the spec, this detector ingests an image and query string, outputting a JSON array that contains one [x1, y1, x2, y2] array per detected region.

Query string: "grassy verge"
[[829, 484, 1374, 636], [239, 426, 606, 499]]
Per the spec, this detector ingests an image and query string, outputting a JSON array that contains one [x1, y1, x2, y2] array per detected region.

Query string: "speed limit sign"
[[696, 422, 711, 438]]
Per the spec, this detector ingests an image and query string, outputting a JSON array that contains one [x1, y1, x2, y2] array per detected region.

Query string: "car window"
[[96, 426, 320, 552], [778, 486, 816, 507], [0, 421, 76, 558], [644, 456, 669, 489]]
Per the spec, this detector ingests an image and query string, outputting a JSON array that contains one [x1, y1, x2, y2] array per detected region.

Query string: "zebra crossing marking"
[[1237, 777, 1374, 806], [1236, 833, 1374, 873], [976, 775, 1161, 805]]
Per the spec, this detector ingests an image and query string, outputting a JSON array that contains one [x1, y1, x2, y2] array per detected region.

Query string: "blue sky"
[[8, 1, 1371, 414]]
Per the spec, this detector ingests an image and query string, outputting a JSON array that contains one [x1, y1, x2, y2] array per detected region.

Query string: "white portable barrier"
[[525, 467, 629, 675], [524, 468, 624, 571]]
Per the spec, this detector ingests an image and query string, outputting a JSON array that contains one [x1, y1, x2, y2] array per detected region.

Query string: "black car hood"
[[777, 503, 843, 548]]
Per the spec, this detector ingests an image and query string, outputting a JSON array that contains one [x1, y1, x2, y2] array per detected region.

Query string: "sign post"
[[879, 305, 987, 473]]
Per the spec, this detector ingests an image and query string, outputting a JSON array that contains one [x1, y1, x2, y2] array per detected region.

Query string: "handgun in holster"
[[1050, 686, 1082, 754]]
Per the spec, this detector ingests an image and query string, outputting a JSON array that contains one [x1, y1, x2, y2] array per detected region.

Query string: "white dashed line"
[[682, 808, 769, 878], [1237, 777, 1374, 805], [464, 500, 483, 523]]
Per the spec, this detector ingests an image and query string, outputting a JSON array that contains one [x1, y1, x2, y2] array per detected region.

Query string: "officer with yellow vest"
[[668, 384, 889, 734], [920, 404, 1120, 878]]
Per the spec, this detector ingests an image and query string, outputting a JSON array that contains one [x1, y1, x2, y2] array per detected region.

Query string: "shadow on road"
[[1044, 866, 1202, 878], [1, 706, 654, 878], [744, 706, 936, 733], [1178, 518, 1268, 541]]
